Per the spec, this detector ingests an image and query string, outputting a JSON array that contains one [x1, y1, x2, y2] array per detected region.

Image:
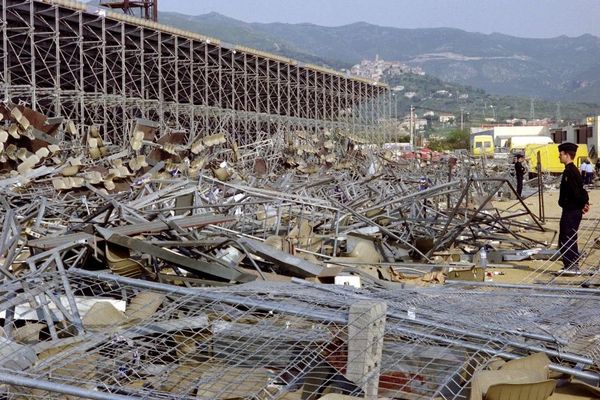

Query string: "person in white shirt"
[[583, 160, 594, 185], [580, 161, 586, 179]]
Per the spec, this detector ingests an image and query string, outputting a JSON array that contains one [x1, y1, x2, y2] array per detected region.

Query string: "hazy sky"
[[158, 0, 600, 38]]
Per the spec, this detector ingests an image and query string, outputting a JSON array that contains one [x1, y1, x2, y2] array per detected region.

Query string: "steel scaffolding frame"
[[0, 0, 391, 146]]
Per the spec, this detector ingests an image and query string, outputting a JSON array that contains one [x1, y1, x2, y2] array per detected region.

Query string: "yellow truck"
[[471, 134, 494, 158], [525, 143, 589, 174]]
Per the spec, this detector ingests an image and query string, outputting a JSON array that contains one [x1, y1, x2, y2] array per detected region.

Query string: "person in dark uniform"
[[514, 154, 525, 198], [558, 142, 589, 274]]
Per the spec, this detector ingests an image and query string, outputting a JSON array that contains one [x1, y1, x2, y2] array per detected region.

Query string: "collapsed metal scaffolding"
[[1, 1, 600, 399], [0, 108, 599, 397], [0, 0, 392, 146]]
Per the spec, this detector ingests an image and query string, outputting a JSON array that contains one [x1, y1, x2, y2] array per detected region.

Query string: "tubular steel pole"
[[0, 372, 133, 400], [537, 150, 545, 223]]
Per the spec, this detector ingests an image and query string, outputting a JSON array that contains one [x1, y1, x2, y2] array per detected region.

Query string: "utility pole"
[[530, 98, 535, 122], [409, 105, 414, 148], [394, 97, 398, 142], [460, 107, 464, 131]]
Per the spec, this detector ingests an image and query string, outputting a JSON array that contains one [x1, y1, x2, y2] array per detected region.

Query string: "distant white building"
[[505, 118, 527, 125], [588, 116, 599, 156], [551, 117, 597, 156], [471, 125, 550, 147], [439, 114, 455, 124]]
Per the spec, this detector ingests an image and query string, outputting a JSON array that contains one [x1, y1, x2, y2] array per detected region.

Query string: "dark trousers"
[[559, 208, 583, 269], [516, 175, 523, 197], [585, 172, 593, 185]]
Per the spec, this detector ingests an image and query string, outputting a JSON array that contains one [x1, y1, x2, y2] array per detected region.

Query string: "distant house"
[[439, 114, 455, 123], [505, 118, 527, 125], [587, 117, 599, 156], [404, 92, 417, 99], [550, 126, 571, 143], [434, 90, 452, 98], [416, 119, 428, 129], [552, 119, 595, 155]]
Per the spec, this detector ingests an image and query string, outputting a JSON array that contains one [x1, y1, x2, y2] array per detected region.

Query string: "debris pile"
[[0, 104, 599, 399]]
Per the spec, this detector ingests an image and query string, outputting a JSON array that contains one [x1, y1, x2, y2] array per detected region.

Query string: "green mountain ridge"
[[154, 11, 600, 106], [158, 12, 345, 68], [386, 72, 598, 123]]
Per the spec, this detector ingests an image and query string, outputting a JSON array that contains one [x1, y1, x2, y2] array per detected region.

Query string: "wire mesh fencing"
[[3, 267, 598, 399]]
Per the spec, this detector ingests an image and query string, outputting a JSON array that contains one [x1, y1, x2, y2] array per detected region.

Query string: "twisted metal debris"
[[0, 0, 599, 397]]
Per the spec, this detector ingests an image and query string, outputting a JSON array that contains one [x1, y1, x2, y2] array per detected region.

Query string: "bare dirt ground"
[[486, 184, 600, 287]]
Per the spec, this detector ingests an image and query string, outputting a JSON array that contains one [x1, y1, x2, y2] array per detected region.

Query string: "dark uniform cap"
[[558, 142, 578, 153]]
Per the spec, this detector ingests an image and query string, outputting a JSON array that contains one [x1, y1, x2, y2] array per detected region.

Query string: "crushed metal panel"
[[238, 237, 324, 278], [28, 214, 236, 250], [97, 227, 255, 283]]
